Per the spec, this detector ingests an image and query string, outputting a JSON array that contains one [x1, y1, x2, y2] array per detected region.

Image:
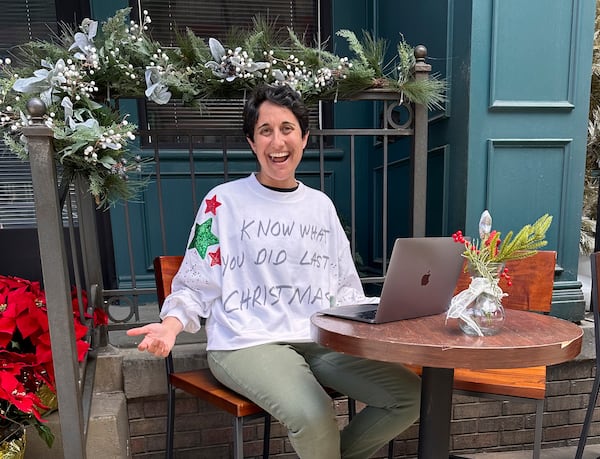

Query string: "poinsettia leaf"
[[35, 345, 53, 366], [93, 308, 109, 326], [35, 423, 55, 449], [15, 311, 43, 339], [76, 340, 90, 361], [0, 371, 21, 396], [0, 332, 13, 347], [73, 319, 89, 340], [0, 316, 16, 336], [208, 37, 226, 60]]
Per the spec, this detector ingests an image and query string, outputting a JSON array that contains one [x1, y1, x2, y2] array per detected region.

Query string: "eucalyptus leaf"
[[208, 37, 226, 61], [98, 155, 117, 167]]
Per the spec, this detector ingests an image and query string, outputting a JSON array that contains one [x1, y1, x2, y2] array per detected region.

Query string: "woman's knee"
[[287, 401, 341, 459], [285, 393, 338, 435]]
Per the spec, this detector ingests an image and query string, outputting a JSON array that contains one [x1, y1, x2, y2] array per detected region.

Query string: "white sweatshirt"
[[160, 173, 371, 350]]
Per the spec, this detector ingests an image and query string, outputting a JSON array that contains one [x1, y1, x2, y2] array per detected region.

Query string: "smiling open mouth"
[[269, 152, 290, 162]]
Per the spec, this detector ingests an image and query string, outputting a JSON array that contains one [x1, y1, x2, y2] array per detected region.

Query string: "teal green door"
[[377, 0, 595, 320]]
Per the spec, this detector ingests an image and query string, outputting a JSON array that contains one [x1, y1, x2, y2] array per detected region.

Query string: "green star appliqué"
[[188, 218, 219, 258]]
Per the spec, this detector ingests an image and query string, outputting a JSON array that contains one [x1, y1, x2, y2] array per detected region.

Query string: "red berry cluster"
[[452, 230, 466, 243], [501, 267, 512, 287], [484, 230, 501, 256], [452, 230, 512, 287], [452, 230, 476, 252]]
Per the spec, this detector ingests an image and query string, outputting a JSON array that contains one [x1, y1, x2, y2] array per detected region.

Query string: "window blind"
[[132, 0, 325, 147], [0, 1, 57, 50], [134, 0, 317, 47], [0, 0, 58, 227]]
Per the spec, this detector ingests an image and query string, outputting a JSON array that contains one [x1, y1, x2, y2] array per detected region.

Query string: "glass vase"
[[458, 262, 506, 336], [458, 291, 506, 336]]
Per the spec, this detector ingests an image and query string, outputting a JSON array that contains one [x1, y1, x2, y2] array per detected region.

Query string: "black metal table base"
[[418, 367, 455, 458]]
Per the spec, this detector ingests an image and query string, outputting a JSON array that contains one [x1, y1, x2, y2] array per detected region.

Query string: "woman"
[[128, 84, 421, 459]]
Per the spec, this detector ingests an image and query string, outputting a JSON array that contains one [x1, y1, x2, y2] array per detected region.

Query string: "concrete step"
[[25, 392, 130, 459], [25, 346, 130, 458]]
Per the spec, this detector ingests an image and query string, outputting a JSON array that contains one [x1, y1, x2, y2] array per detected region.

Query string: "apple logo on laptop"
[[421, 270, 431, 286]]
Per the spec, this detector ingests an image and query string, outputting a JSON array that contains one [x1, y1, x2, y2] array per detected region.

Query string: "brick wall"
[[124, 356, 600, 458]]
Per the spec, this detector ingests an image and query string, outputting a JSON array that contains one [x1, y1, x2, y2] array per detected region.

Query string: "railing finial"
[[414, 45, 428, 63], [26, 97, 46, 122]]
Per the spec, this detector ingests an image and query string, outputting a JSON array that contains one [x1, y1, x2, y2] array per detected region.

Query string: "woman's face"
[[247, 100, 309, 189]]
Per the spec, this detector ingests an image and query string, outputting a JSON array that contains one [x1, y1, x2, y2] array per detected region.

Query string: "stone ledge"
[[578, 314, 595, 361], [121, 342, 208, 399]]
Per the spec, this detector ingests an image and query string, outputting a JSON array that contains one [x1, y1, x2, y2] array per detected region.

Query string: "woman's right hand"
[[126, 316, 183, 358]]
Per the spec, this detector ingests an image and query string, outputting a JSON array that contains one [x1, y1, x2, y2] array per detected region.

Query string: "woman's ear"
[[246, 136, 257, 156], [302, 130, 309, 149]]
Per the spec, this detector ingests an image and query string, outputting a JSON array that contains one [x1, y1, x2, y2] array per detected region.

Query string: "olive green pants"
[[208, 342, 421, 459]]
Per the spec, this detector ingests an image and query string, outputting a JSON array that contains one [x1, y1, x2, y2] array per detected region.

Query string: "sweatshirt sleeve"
[[330, 212, 379, 306], [159, 197, 223, 333]]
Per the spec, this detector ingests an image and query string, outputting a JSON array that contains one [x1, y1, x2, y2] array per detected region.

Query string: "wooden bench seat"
[[453, 367, 546, 400], [171, 367, 346, 417], [170, 368, 265, 418], [405, 364, 546, 400]]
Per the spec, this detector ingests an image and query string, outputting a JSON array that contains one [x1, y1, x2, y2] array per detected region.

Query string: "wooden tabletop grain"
[[311, 309, 583, 370]]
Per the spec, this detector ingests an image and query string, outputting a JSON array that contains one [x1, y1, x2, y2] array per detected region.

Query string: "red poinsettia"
[[0, 274, 101, 448], [0, 351, 51, 422]]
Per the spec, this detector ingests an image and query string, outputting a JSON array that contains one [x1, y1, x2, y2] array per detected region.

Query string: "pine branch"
[[176, 27, 211, 65], [359, 31, 387, 77], [336, 30, 369, 67], [396, 77, 447, 110], [396, 35, 415, 84]]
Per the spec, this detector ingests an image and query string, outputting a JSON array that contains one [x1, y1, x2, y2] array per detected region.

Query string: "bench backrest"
[[453, 251, 556, 313], [155, 251, 556, 313], [154, 255, 184, 306]]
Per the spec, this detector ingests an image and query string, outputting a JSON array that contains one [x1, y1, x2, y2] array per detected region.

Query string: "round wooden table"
[[311, 309, 583, 458]]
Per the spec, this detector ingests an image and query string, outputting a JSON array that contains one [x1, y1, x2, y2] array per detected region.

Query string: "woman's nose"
[[271, 130, 285, 147]]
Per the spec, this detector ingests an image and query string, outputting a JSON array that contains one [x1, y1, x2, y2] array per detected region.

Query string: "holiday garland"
[[0, 8, 445, 208]]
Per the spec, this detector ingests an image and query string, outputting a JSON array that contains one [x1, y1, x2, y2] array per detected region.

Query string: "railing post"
[[411, 45, 431, 237], [22, 97, 87, 459], [74, 176, 108, 347]]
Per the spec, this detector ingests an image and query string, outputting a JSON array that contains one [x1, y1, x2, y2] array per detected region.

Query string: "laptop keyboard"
[[356, 309, 377, 321]]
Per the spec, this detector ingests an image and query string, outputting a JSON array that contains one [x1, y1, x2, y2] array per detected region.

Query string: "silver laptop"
[[320, 237, 465, 323]]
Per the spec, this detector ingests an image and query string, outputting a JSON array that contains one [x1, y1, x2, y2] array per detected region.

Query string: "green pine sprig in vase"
[[446, 211, 553, 336]]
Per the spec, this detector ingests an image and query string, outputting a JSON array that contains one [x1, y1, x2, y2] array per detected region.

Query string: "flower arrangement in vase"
[[446, 210, 553, 336], [0, 275, 107, 452]]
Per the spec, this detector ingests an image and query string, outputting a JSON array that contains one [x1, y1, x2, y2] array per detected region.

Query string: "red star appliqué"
[[208, 247, 222, 266], [205, 195, 222, 215]]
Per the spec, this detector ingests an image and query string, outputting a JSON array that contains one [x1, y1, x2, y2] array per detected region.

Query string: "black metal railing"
[[20, 54, 431, 459]]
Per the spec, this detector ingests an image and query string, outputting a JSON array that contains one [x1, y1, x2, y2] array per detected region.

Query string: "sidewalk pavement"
[[464, 443, 600, 458]]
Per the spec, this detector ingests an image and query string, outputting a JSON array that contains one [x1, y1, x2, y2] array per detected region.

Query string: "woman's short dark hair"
[[243, 85, 310, 141]]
